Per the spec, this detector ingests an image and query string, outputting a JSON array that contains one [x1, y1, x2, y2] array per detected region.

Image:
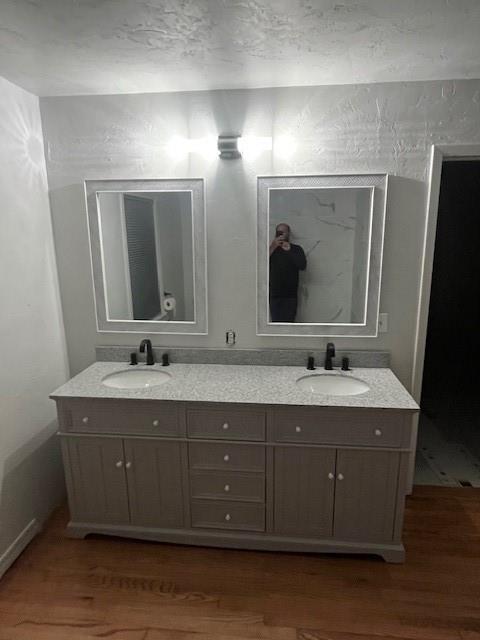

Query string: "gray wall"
[[40, 79, 480, 388], [0, 76, 69, 575]]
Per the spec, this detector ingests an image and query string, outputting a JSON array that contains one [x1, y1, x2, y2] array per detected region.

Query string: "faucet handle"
[[307, 356, 315, 370]]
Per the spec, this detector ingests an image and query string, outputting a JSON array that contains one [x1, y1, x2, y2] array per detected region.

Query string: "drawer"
[[187, 407, 265, 441], [271, 408, 404, 448], [191, 500, 265, 532], [66, 398, 184, 437], [188, 442, 265, 472], [190, 471, 265, 502]]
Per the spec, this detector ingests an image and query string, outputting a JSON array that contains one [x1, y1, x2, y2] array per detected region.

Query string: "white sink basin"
[[296, 374, 370, 396], [102, 368, 171, 389]]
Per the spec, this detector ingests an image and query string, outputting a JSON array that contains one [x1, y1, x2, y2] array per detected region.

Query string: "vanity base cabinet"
[[56, 400, 413, 563], [62, 437, 130, 525], [333, 449, 400, 543], [123, 439, 186, 528], [274, 447, 335, 538], [62, 436, 187, 530]]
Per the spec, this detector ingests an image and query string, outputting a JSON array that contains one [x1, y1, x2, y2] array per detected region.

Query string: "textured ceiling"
[[1, 0, 480, 96]]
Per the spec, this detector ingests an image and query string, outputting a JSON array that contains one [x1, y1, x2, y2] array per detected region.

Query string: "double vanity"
[[51, 352, 418, 563], [52, 173, 416, 562]]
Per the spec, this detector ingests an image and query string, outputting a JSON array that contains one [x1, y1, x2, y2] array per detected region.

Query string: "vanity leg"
[[66, 523, 89, 539], [380, 546, 406, 563]]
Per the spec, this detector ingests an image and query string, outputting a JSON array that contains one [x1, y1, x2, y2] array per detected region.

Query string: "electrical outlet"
[[378, 313, 388, 333], [225, 329, 236, 346]]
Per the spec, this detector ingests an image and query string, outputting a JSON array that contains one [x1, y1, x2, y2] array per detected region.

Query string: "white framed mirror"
[[85, 178, 207, 334], [257, 174, 387, 337]]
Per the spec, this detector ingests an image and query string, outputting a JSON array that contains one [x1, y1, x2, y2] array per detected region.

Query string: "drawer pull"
[[225, 513, 231, 522], [152, 419, 160, 427], [222, 422, 229, 430], [223, 454, 230, 462], [224, 484, 230, 492], [82, 416, 89, 424], [374, 428, 382, 437], [125, 461, 132, 469], [337, 473, 344, 481], [115, 460, 123, 468], [295, 425, 302, 433], [328, 472, 334, 480]]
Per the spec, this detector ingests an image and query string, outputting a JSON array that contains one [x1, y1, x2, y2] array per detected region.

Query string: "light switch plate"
[[378, 313, 388, 333]]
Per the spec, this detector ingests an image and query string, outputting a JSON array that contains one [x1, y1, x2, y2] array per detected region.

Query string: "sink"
[[102, 368, 171, 389], [296, 374, 370, 396]]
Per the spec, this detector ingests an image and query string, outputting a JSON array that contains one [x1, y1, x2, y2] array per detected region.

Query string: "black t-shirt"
[[269, 244, 307, 299]]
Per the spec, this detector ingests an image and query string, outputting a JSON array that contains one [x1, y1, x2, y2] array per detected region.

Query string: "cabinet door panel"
[[124, 439, 184, 528], [334, 450, 400, 542], [64, 437, 129, 524], [274, 447, 335, 537]]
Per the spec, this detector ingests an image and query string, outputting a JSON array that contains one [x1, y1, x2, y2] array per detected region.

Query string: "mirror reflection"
[[98, 190, 194, 322], [268, 187, 372, 324]]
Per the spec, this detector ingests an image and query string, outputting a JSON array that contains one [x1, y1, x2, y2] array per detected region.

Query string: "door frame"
[[406, 143, 480, 493], [412, 143, 480, 402]]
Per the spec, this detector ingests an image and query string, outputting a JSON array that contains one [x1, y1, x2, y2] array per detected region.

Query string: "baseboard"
[[0, 518, 41, 579]]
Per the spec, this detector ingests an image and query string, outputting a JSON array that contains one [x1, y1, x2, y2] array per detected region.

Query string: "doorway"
[[415, 159, 480, 486]]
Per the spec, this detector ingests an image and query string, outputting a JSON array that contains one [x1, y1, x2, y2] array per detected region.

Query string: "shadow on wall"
[[0, 420, 66, 577]]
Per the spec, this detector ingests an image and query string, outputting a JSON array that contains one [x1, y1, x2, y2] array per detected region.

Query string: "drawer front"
[[188, 442, 265, 472], [191, 500, 265, 532], [187, 407, 265, 441], [271, 409, 403, 447], [67, 398, 183, 437], [190, 471, 265, 502]]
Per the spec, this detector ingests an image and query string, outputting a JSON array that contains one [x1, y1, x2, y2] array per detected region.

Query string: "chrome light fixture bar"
[[217, 134, 241, 159]]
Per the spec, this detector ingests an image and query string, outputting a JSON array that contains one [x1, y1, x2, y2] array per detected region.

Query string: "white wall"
[[0, 76, 68, 576], [40, 79, 480, 388]]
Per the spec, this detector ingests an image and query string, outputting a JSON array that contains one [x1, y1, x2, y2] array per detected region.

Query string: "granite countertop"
[[50, 362, 419, 411]]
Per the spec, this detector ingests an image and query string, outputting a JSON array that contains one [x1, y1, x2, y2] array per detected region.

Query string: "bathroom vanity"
[[51, 362, 418, 563]]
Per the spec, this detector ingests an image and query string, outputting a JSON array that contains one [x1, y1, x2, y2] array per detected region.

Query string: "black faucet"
[[139, 339, 155, 365], [324, 342, 335, 370], [307, 356, 315, 370]]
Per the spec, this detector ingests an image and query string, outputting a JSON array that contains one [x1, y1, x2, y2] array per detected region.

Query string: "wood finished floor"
[[0, 486, 479, 640]]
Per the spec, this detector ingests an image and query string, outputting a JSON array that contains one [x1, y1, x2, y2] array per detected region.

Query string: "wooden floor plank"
[[0, 486, 478, 640]]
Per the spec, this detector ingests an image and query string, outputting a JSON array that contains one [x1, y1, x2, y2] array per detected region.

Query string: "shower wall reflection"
[[268, 187, 372, 324]]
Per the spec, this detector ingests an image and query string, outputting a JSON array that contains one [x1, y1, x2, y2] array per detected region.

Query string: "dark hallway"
[[416, 160, 480, 486]]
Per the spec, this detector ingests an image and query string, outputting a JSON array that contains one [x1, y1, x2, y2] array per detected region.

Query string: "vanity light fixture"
[[217, 135, 241, 159]]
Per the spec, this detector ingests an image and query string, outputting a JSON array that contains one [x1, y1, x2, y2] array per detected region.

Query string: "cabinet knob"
[[115, 460, 123, 468], [222, 422, 229, 430], [374, 428, 382, 437], [223, 454, 230, 462], [125, 462, 132, 469], [337, 473, 344, 481], [295, 426, 302, 433], [225, 513, 231, 522], [328, 472, 334, 480], [224, 484, 230, 492], [152, 419, 159, 427], [82, 416, 89, 424]]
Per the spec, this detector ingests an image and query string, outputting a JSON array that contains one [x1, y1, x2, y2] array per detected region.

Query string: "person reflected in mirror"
[[269, 223, 307, 322]]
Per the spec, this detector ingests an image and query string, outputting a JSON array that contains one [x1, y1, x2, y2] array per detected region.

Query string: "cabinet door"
[[64, 437, 130, 524], [274, 447, 335, 537], [124, 439, 185, 528], [334, 450, 400, 542]]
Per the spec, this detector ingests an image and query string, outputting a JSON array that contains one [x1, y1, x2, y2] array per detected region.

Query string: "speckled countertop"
[[50, 362, 419, 411]]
